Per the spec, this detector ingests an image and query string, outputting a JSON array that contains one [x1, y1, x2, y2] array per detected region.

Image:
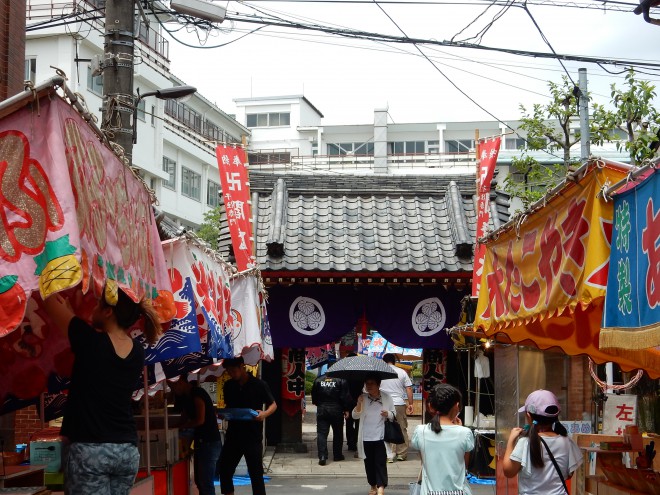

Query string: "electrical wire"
[[369, 0, 569, 160], [522, 2, 576, 86]]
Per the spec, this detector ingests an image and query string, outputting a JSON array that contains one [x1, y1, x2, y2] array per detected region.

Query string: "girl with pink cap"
[[503, 389, 583, 494]]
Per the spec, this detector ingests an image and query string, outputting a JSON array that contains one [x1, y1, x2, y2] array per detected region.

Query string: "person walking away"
[[43, 286, 162, 495], [411, 383, 474, 494], [168, 375, 222, 495], [352, 372, 395, 495], [379, 353, 413, 462], [311, 372, 351, 465], [503, 389, 582, 495], [218, 357, 277, 495]]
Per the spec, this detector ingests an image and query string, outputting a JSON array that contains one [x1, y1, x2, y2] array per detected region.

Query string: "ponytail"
[[428, 384, 462, 434], [109, 289, 163, 345], [525, 414, 565, 468], [430, 411, 442, 434], [527, 421, 544, 468], [138, 299, 162, 345]]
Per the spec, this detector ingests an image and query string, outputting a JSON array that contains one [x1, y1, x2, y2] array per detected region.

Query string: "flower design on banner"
[[289, 296, 325, 336], [412, 297, 447, 337]]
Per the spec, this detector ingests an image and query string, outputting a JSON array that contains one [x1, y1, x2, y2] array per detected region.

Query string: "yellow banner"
[[474, 162, 660, 377], [476, 164, 625, 331]]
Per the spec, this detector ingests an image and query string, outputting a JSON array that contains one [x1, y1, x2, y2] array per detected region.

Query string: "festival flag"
[[601, 168, 660, 350], [472, 137, 501, 297], [215, 145, 256, 271]]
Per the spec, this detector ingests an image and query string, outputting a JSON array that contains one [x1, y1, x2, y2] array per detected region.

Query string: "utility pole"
[[102, 0, 136, 162], [579, 68, 590, 162]]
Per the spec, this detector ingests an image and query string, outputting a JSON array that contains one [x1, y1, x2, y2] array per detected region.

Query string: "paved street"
[[229, 477, 496, 495], [222, 405, 496, 494]]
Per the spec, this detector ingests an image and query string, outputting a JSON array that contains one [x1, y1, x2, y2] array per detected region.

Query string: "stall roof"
[[473, 158, 660, 377]]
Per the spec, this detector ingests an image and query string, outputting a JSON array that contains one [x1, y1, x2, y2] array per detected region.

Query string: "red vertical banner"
[[216, 145, 256, 271], [472, 137, 501, 297]]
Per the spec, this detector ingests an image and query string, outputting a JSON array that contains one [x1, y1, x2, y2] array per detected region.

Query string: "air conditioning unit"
[[171, 0, 226, 23]]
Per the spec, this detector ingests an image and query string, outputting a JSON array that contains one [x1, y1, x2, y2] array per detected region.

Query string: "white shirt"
[[509, 434, 583, 495], [379, 364, 412, 406], [352, 391, 395, 459]]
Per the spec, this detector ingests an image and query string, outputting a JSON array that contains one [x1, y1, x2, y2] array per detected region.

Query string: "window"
[[207, 180, 220, 207], [248, 152, 291, 164], [246, 112, 291, 128], [151, 105, 156, 126], [445, 139, 473, 153], [24, 58, 36, 84], [136, 99, 146, 122], [327, 142, 373, 156], [427, 140, 440, 154], [505, 137, 526, 150], [387, 141, 425, 154], [181, 167, 201, 201], [162, 157, 176, 190], [87, 66, 103, 95]]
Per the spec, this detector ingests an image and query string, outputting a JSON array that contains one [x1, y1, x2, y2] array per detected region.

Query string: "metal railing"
[[246, 151, 477, 173], [26, 1, 169, 60]]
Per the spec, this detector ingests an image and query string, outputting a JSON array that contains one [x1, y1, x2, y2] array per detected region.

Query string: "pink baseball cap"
[[518, 390, 561, 417]]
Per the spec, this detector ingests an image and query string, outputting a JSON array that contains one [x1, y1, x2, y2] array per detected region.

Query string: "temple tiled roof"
[[249, 172, 509, 273]]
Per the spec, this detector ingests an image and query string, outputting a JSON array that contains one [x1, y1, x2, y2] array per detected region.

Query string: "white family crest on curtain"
[[412, 297, 447, 337], [289, 296, 326, 336]]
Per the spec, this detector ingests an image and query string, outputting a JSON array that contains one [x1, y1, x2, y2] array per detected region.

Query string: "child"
[[410, 384, 474, 495], [503, 389, 583, 494]]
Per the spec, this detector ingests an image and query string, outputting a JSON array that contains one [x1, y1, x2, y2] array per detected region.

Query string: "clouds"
[[166, 1, 660, 124]]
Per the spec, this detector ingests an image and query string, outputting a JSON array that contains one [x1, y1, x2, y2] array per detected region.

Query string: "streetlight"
[[132, 85, 197, 144]]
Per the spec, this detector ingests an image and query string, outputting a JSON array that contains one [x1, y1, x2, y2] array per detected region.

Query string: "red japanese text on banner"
[[472, 137, 501, 297], [215, 145, 256, 271]]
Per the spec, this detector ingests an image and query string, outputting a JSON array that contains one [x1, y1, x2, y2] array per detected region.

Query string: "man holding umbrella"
[[311, 371, 352, 465]]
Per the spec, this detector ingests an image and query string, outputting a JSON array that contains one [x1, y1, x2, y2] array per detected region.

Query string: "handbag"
[[383, 416, 405, 444], [540, 437, 569, 494]]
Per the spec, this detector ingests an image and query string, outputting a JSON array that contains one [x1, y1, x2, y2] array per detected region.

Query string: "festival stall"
[[472, 158, 660, 493], [0, 78, 175, 494], [134, 234, 273, 494]]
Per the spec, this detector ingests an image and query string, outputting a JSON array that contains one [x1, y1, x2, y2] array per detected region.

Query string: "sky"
[[163, 0, 660, 125]]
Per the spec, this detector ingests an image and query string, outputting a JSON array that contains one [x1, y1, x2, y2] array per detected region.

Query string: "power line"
[[238, 0, 644, 13], [221, 10, 660, 70]]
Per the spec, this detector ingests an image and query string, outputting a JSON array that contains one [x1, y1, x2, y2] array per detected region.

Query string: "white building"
[[23, 1, 630, 232], [234, 95, 630, 201], [24, 0, 249, 231]]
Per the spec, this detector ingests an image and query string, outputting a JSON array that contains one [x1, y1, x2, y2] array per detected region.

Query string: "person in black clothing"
[[43, 286, 162, 495], [311, 373, 351, 465], [344, 352, 363, 453], [218, 357, 277, 495], [346, 375, 364, 452], [168, 375, 222, 495]]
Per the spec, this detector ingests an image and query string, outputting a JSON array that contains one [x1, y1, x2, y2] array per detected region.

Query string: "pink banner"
[[0, 95, 173, 406], [215, 145, 256, 271], [472, 137, 501, 297]]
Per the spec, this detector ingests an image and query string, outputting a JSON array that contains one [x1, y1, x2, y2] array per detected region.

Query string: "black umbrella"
[[325, 355, 398, 382]]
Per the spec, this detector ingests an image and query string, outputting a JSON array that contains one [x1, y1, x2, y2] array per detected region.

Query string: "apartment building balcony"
[[26, 0, 169, 61]]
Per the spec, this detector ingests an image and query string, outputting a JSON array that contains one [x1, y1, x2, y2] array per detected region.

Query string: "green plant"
[[305, 371, 316, 396]]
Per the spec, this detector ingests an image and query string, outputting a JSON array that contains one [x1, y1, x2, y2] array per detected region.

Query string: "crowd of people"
[[44, 286, 582, 495]]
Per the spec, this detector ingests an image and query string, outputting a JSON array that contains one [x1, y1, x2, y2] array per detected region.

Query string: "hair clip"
[[532, 420, 538, 425]]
